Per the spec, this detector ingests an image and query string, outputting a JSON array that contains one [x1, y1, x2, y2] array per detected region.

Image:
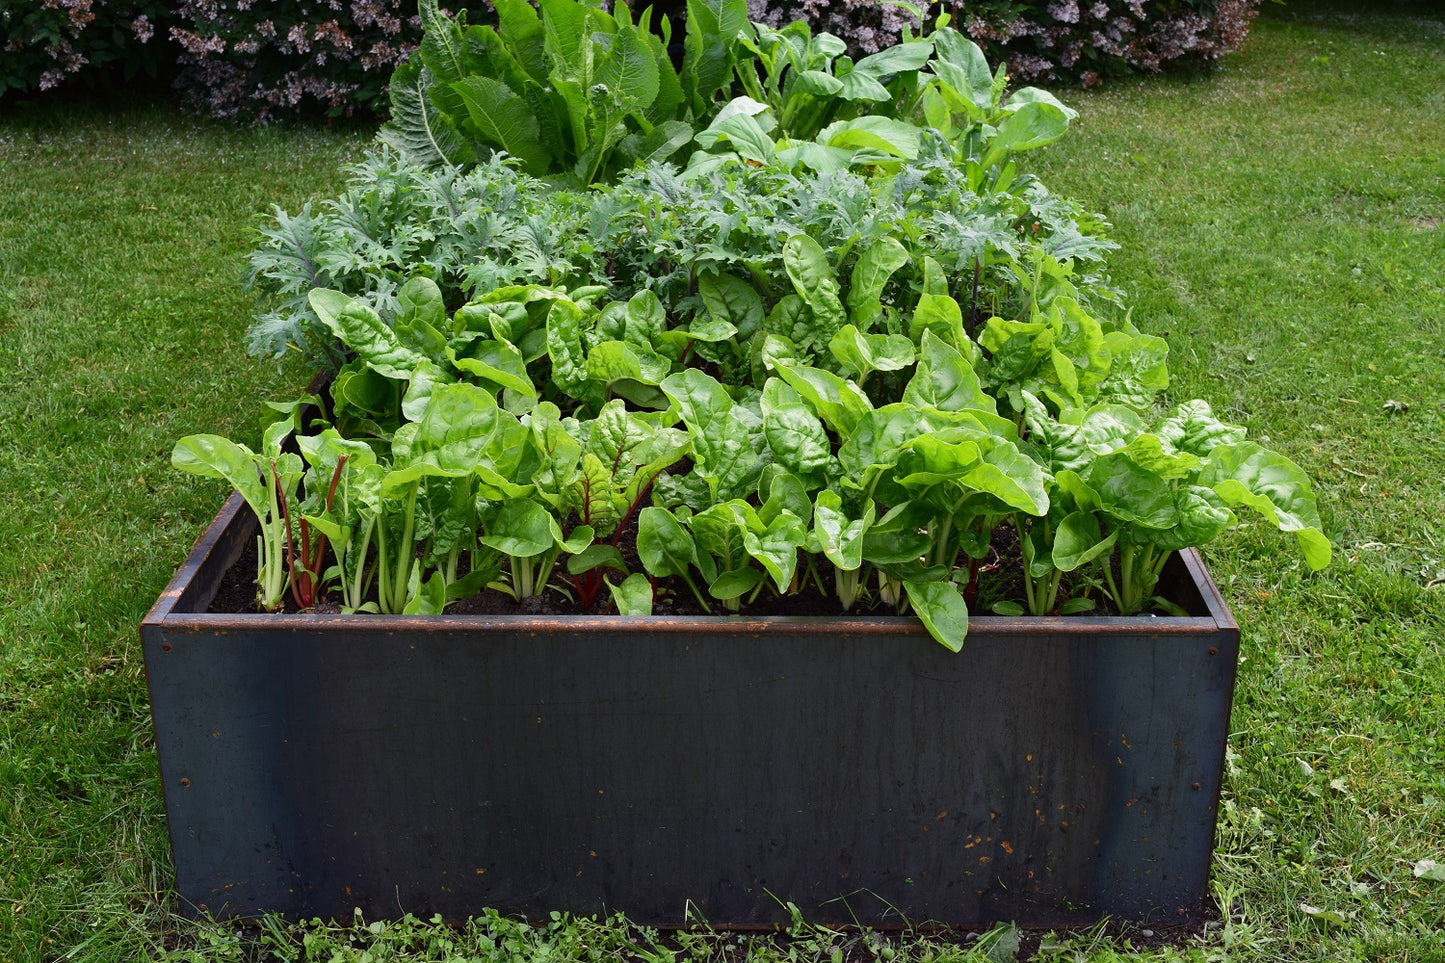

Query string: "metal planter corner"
[[142, 493, 1240, 928]]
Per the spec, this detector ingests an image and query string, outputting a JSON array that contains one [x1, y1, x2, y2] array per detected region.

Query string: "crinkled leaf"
[[829, 324, 915, 383], [783, 233, 847, 345], [847, 236, 910, 328], [310, 289, 427, 380], [1201, 443, 1332, 569], [772, 360, 873, 436], [451, 76, 549, 174], [760, 378, 832, 477], [904, 329, 996, 415], [172, 435, 268, 516], [1157, 399, 1247, 456], [813, 489, 873, 570], [744, 512, 809, 592], [1087, 452, 1178, 530], [661, 369, 758, 501], [480, 497, 557, 558]]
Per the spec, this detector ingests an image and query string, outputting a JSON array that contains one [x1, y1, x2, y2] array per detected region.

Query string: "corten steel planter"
[[142, 492, 1240, 927]]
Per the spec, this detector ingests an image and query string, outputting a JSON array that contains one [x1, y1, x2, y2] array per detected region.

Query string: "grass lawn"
[[1, 0, 1442, 959]]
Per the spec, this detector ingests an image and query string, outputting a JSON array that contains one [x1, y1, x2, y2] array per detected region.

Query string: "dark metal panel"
[[142, 499, 1239, 927]]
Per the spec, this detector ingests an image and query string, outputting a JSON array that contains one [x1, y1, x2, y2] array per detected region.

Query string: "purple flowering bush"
[[169, 1, 487, 121], [0, 0, 172, 96], [749, 0, 1259, 85]]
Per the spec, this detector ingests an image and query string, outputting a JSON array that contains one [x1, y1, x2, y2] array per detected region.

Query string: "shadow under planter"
[[142, 493, 1240, 928]]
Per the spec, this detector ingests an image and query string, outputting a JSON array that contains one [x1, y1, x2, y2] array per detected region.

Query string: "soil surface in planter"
[[207, 523, 1135, 617]]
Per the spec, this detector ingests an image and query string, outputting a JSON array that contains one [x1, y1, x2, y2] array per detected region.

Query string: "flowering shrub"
[[0, 0, 171, 96], [748, 0, 1259, 84], [169, 1, 487, 121]]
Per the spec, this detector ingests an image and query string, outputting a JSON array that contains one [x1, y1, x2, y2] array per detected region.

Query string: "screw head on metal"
[[179, 777, 191, 788]]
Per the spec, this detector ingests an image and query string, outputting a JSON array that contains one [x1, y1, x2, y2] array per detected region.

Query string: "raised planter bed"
[[142, 492, 1239, 928]]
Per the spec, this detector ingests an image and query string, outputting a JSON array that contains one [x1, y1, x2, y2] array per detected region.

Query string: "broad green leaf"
[[480, 497, 557, 558], [817, 116, 920, 159], [836, 72, 891, 103], [981, 101, 1069, 168], [1156, 399, 1247, 456], [681, 0, 749, 115], [744, 512, 809, 592], [862, 501, 934, 565], [586, 340, 672, 388], [829, 324, 915, 383], [695, 110, 776, 164], [385, 383, 519, 492], [698, 272, 764, 341], [397, 276, 447, 334], [608, 572, 654, 615], [847, 236, 910, 328], [1054, 468, 1101, 514], [402, 571, 449, 614], [1200, 443, 1332, 569], [758, 468, 812, 526], [709, 566, 766, 601], [837, 403, 930, 491], [930, 27, 993, 108], [1053, 512, 1117, 571], [1006, 86, 1078, 121], [310, 289, 427, 380], [378, 58, 472, 169], [172, 435, 268, 516], [1148, 485, 1234, 553], [400, 358, 456, 422], [451, 76, 549, 173], [850, 39, 933, 79], [904, 329, 996, 415], [774, 142, 854, 173], [1101, 330, 1170, 409], [623, 289, 668, 345], [1081, 404, 1150, 454], [1116, 433, 1203, 480], [795, 69, 843, 96], [545, 297, 591, 395], [783, 233, 848, 343], [1020, 390, 1090, 474], [813, 490, 874, 570], [961, 443, 1050, 515], [419, 0, 489, 83], [595, 22, 661, 117], [637, 505, 702, 579], [493, 0, 549, 85], [618, 119, 695, 167], [1086, 452, 1178, 530], [760, 378, 832, 477], [904, 580, 969, 652], [772, 361, 874, 436], [660, 369, 758, 501], [450, 339, 536, 401], [910, 290, 969, 352]]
